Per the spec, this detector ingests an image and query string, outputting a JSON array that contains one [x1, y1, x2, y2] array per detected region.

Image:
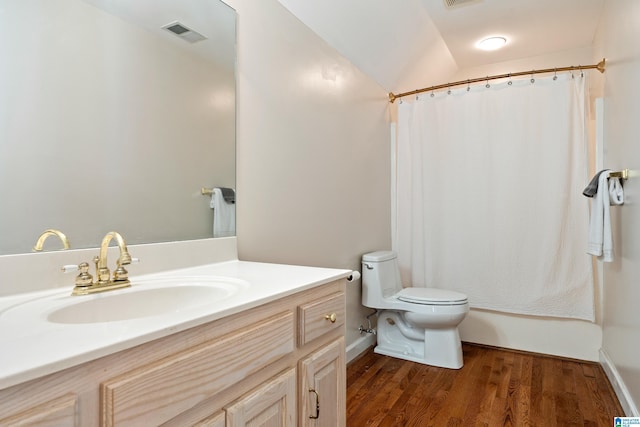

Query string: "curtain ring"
[[507, 73, 513, 86], [530, 70, 535, 84], [447, 83, 451, 95], [579, 65, 584, 78], [553, 68, 558, 81], [485, 76, 490, 88], [430, 89, 434, 98], [467, 79, 471, 92]]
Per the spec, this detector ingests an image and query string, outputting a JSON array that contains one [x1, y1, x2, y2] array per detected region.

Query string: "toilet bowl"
[[362, 250, 469, 369]]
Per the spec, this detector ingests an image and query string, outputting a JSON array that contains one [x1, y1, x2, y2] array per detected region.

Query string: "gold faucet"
[[96, 231, 133, 284], [70, 231, 134, 296], [33, 229, 70, 252]]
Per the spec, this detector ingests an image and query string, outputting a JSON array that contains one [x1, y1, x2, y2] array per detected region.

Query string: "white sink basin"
[[48, 277, 247, 324], [0, 276, 249, 326]]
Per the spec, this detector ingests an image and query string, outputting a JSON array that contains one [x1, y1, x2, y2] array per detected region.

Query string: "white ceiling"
[[277, 0, 605, 92], [82, 0, 236, 70]]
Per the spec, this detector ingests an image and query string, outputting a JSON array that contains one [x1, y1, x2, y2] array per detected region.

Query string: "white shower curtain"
[[396, 74, 595, 321]]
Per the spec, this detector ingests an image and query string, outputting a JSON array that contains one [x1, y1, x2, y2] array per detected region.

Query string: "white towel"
[[210, 188, 235, 237], [587, 171, 613, 261], [609, 177, 624, 206]]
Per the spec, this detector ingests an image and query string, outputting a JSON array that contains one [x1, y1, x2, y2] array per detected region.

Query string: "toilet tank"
[[361, 250, 402, 307]]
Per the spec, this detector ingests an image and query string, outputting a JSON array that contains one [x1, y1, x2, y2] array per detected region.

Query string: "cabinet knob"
[[325, 313, 337, 323]]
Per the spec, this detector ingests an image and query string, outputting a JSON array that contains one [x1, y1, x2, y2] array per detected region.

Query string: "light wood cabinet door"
[[299, 338, 346, 427], [225, 368, 296, 427], [0, 393, 78, 427]]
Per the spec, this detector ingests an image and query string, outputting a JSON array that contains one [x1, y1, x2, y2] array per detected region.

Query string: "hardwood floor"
[[347, 343, 623, 427]]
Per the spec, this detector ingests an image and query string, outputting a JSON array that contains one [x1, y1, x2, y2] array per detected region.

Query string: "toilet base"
[[375, 310, 464, 369]]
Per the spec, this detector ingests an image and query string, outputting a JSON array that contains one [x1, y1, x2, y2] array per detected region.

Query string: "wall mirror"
[[0, 0, 236, 255]]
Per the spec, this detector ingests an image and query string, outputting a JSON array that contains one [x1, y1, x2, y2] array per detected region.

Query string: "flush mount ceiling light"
[[477, 36, 507, 51]]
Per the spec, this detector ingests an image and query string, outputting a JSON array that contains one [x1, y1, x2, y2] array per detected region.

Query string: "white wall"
[[222, 0, 391, 355], [593, 0, 640, 415], [449, 47, 595, 82]]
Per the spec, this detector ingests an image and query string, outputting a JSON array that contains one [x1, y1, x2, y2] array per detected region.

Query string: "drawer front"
[[298, 292, 345, 346], [102, 311, 294, 426]]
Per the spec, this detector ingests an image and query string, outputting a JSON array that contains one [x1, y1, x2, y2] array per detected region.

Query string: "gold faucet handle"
[[118, 251, 133, 265], [75, 262, 93, 287], [113, 257, 139, 282], [61, 262, 93, 287], [113, 261, 128, 282]]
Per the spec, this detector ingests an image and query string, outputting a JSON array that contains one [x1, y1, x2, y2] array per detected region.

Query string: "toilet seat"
[[396, 288, 468, 306]]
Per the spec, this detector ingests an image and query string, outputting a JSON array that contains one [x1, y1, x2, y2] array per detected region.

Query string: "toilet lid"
[[396, 288, 468, 305]]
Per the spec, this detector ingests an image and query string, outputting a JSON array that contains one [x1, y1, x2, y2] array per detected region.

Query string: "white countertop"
[[0, 260, 350, 390]]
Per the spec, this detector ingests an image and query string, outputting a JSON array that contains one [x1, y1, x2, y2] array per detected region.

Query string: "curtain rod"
[[388, 58, 606, 103]]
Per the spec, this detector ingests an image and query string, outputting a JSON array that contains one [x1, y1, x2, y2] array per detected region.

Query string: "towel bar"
[[609, 169, 629, 180]]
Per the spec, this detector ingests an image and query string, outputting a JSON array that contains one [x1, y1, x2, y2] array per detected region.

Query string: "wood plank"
[[529, 356, 546, 426], [347, 343, 624, 426], [346, 354, 397, 419], [429, 346, 483, 426]]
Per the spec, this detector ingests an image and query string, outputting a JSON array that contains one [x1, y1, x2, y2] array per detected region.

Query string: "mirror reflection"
[[0, 0, 236, 255]]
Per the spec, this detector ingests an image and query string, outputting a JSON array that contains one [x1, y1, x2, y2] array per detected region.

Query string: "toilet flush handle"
[[364, 263, 374, 270]]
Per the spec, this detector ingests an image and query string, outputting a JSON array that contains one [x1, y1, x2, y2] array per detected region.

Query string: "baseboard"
[[346, 334, 376, 364], [600, 348, 639, 416]]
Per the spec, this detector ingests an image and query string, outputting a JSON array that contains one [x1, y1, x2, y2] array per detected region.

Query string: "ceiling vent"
[[443, 0, 482, 9], [162, 21, 207, 44]]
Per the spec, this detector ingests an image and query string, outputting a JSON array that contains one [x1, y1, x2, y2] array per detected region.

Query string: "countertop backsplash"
[[0, 237, 238, 297]]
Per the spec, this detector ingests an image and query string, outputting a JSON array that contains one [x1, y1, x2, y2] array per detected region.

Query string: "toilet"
[[361, 250, 469, 369]]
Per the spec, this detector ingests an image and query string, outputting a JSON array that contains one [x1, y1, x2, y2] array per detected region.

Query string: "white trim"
[[346, 334, 376, 363], [600, 348, 639, 416]]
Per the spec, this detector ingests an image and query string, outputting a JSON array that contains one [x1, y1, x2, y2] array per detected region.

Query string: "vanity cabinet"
[[0, 279, 346, 427]]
